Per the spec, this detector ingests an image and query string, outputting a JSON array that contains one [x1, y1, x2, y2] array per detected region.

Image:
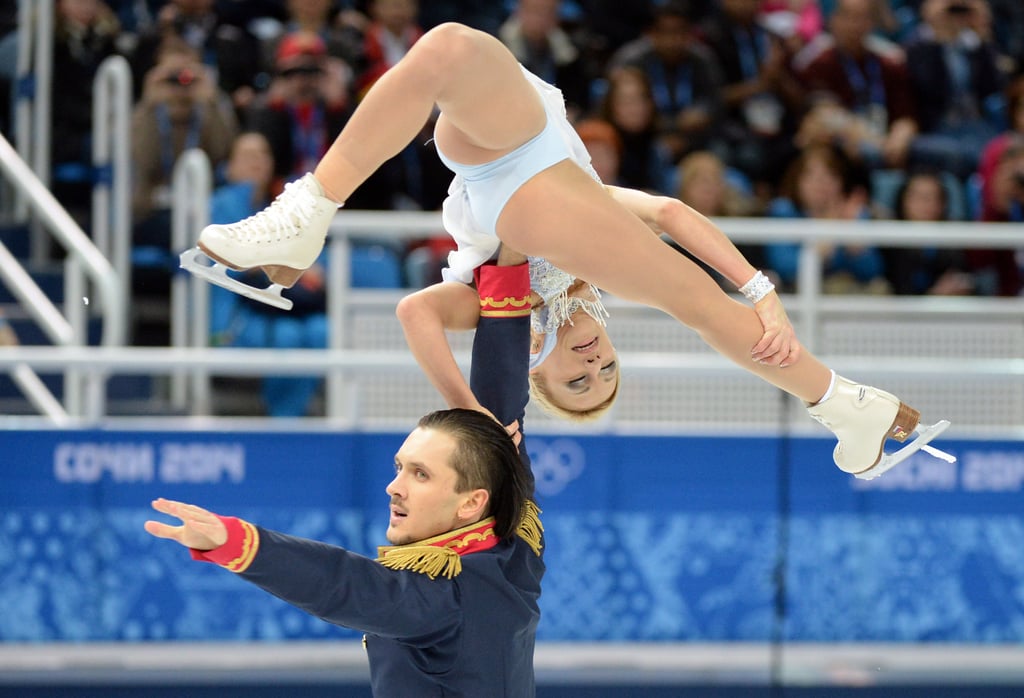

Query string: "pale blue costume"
[[435, 67, 609, 370]]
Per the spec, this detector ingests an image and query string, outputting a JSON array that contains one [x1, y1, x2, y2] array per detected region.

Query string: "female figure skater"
[[185, 23, 950, 479]]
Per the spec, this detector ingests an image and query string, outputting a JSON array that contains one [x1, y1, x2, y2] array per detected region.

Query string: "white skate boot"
[[806, 375, 954, 480], [180, 173, 340, 309]]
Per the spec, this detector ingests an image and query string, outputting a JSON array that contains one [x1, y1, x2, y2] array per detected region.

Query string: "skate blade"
[[855, 419, 953, 480], [179, 247, 293, 311]]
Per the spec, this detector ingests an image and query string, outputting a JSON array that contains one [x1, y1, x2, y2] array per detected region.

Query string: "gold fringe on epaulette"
[[516, 500, 543, 556], [378, 545, 462, 580]]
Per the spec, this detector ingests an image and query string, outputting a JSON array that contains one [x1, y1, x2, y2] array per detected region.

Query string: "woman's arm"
[[396, 282, 482, 411], [607, 185, 800, 367], [605, 185, 758, 288]]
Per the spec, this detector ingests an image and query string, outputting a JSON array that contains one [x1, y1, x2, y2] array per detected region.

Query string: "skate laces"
[[224, 179, 317, 243]]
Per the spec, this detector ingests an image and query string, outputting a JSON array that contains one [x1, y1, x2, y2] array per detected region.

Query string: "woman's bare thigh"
[[428, 25, 547, 164], [497, 161, 735, 326]]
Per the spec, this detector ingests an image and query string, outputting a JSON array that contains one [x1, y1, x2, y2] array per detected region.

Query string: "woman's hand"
[[467, 402, 522, 448], [750, 292, 801, 368]]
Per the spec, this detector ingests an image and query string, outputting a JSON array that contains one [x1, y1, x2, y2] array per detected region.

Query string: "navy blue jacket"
[[198, 262, 542, 696]]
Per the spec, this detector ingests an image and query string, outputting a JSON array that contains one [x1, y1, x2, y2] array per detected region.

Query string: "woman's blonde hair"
[[528, 365, 620, 423]]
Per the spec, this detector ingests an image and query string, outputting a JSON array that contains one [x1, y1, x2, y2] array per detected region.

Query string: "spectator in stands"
[[575, 117, 625, 185], [246, 30, 353, 182], [354, 0, 422, 97], [130, 35, 237, 343], [573, 1, 656, 69], [978, 74, 1024, 200], [701, 0, 803, 190], [881, 168, 976, 295], [346, 0, 437, 211], [760, 0, 825, 45], [608, 0, 726, 165], [209, 131, 330, 417], [676, 150, 761, 218], [793, 0, 918, 171], [498, 0, 594, 119], [109, 0, 163, 36], [765, 143, 890, 293], [902, 0, 1006, 180], [673, 150, 766, 287], [595, 66, 674, 192], [51, 0, 123, 229], [261, 0, 365, 68], [130, 0, 264, 113], [971, 135, 1024, 295], [131, 36, 237, 234]]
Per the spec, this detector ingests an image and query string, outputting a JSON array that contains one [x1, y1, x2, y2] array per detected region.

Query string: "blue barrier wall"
[[1, 430, 1022, 643]]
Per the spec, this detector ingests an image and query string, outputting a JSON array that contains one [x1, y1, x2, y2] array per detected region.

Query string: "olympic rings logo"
[[527, 438, 586, 496]]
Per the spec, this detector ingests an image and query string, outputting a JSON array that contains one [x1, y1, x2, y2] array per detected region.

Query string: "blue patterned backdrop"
[[1, 429, 1022, 643]]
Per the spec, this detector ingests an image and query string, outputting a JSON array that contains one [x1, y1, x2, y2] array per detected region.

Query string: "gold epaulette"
[[517, 499, 543, 557], [377, 544, 464, 580]]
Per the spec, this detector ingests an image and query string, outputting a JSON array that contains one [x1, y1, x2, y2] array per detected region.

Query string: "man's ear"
[[458, 489, 490, 522]]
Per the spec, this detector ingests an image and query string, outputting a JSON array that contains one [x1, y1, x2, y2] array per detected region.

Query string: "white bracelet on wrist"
[[739, 270, 775, 304]]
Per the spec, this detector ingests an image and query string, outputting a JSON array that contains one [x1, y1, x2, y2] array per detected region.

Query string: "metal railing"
[[91, 54, 133, 319], [1, 194, 1020, 428], [13, 0, 53, 260], [0, 133, 125, 421]]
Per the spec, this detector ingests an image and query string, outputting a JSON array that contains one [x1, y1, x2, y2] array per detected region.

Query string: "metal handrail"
[[91, 54, 133, 316], [322, 212, 1024, 406], [170, 149, 212, 412], [0, 133, 125, 422], [13, 0, 53, 261], [0, 345, 1020, 433], [0, 135, 124, 345]]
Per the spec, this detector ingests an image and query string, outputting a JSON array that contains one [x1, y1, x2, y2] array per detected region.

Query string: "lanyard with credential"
[[647, 57, 693, 114], [733, 27, 766, 81], [839, 52, 885, 112], [289, 103, 326, 174], [155, 103, 203, 178]]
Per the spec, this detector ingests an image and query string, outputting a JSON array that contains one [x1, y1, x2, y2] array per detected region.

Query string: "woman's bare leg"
[[196, 23, 551, 290], [498, 161, 833, 402], [314, 23, 546, 202], [498, 164, 952, 478]]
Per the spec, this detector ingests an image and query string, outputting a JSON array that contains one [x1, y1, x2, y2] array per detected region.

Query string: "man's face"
[[831, 0, 875, 52], [385, 427, 478, 545], [649, 15, 690, 65], [280, 61, 324, 104]]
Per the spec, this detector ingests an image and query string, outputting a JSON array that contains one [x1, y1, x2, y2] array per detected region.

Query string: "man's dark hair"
[[417, 409, 533, 539]]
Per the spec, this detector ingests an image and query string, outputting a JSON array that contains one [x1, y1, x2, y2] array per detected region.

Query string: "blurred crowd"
[[1, 0, 1022, 412]]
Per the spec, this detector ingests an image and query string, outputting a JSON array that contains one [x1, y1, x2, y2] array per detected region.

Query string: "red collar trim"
[[377, 517, 498, 559]]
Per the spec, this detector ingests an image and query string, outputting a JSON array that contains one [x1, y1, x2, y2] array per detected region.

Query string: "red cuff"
[[474, 263, 531, 318], [189, 515, 260, 573]]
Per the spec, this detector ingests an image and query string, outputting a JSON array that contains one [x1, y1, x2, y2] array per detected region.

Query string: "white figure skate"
[[179, 173, 340, 309], [806, 375, 955, 480]]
